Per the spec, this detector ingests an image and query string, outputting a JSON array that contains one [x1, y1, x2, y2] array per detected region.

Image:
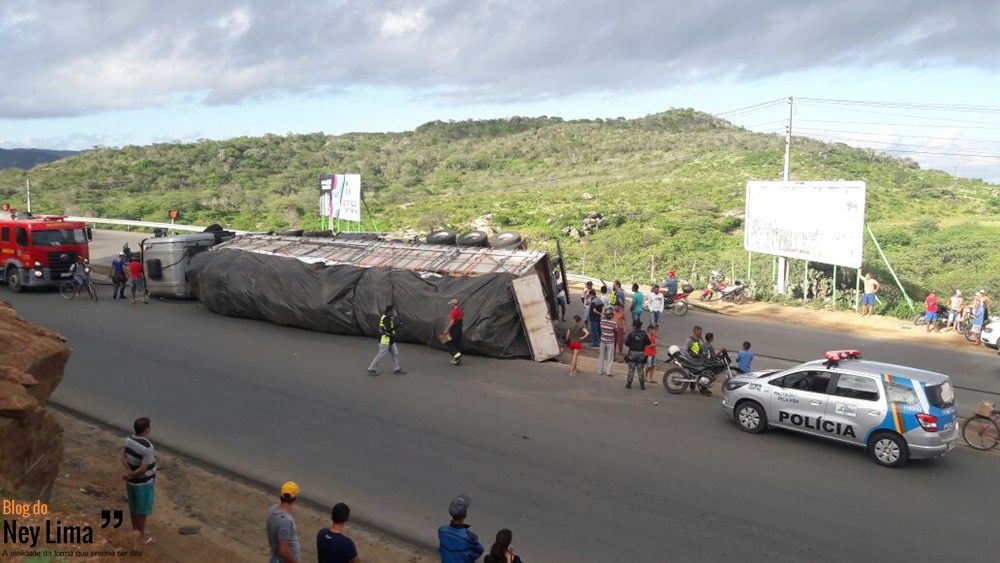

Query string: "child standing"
[[736, 341, 754, 373], [564, 316, 591, 377], [644, 325, 658, 384]]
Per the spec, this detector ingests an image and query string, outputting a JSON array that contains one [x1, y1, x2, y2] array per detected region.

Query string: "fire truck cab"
[[0, 212, 90, 292]]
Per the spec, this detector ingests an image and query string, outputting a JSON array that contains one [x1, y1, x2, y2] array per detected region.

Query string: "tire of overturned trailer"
[[301, 230, 334, 238], [275, 229, 304, 237], [457, 230, 489, 247], [425, 230, 457, 245], [489, 231, 523, 250]]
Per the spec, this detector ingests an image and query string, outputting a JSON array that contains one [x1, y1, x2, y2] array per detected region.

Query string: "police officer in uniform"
[[368, 305, 407, 376], [684, 325, 712, 396]]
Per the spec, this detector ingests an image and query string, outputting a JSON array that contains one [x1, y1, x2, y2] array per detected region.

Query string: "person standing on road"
[[946, 290, 964, 331], [581, 280, 594, 306], [971, 296, 986, 345], [924, 291, 940, 333], [438, 495, 484, 563], [598, 309, 617, 376], [647, 285, 665, 330], [111, 252, 128, 300], [368, 305, 405, 376], [587, 290, 604, 348], [316, 502, 359, 563], [554, 270, 567, 322], [267, 482, 301, 563], [612, 305, 627, 361], [859, 268, 880, 317], [484, 529, 523, 563], [644, 325, 659, 385], [441, 299, 464, 365], [129, 258, 148, 304], [630, 283, 645, 326], [565, 315, 590, 377], [736, 341, 754, 374], [978, 289, 993, 320], [624, 320, 651, 390], [120, 417, 156, 545]]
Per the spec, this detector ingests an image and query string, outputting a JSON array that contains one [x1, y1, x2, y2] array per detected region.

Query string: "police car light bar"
[[823, 349, 862, 367]]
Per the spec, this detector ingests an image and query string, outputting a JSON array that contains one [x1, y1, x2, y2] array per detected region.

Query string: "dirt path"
[[5, 411, 434, 563]]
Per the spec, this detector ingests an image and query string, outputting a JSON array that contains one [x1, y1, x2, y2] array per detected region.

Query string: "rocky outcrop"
[[0, 300, 70, 502]]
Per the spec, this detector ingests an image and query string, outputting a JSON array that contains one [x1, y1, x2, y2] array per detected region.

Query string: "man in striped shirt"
[[598, 308, 617, 376], [120, 417, 156, 544]]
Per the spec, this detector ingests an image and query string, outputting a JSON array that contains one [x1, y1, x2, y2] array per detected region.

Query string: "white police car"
[[721, 350, 957, 468]]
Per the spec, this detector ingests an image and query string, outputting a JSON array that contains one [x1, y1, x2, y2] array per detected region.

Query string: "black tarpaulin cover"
[[188, 249, 531, 358]]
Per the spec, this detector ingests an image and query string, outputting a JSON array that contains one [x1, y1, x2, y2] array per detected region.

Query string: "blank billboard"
[[744, 181, 866, 268]]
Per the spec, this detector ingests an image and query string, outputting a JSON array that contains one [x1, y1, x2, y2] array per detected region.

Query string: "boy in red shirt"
[[441, 299, 464, 365], [129, 259, 149, 304], [924, 291, 939, 332]]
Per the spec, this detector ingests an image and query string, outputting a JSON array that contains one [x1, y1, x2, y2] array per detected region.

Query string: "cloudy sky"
[[3, 0, 1000, 181]]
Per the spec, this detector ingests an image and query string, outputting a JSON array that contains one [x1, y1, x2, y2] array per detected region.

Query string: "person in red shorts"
[[564, 315, 591, 377], [128, 258, 148, 304], [441, 298, 464, 365]]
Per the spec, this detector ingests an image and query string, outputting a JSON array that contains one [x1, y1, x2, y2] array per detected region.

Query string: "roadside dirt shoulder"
[[14, 410, 434, 562]]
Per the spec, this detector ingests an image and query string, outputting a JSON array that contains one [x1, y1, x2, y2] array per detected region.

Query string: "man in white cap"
[[267, 481, 301, 563], [438, 494, 484, 563], [946, 290, 964, 331]]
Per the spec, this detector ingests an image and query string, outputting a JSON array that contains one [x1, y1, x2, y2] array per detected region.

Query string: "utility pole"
[[776, 96, 793, 294], [25, 178, 32, 213]]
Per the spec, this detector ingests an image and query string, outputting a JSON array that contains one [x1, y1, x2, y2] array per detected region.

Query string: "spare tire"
[[203, 223, 224, 233], [426, 229, 457, 245], [276, 229, 304, 237], [457, 231, 489, 247], [489, 231, 522, 248]]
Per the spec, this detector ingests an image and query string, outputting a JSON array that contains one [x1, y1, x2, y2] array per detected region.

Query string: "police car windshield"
[[926, 381, 955, 409], [32, 229, 86, 246]]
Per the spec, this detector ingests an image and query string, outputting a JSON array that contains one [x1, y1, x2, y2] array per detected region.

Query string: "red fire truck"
[[0, 212, 90, 292]]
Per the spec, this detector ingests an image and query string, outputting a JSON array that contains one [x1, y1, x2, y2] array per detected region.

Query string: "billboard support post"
[[777, 96, 794, 293], [866, 223, 915, 314]]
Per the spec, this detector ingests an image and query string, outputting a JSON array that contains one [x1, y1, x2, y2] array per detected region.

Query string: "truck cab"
[[0, 213, 90, 292]]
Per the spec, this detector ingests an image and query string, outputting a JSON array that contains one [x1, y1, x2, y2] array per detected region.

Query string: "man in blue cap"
[[438, 494, 484, 562]]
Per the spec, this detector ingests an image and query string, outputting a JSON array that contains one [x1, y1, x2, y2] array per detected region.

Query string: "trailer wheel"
[[489, 231, 522, 248], [457, 231, 489, 247], [426, 230, 457, 245]]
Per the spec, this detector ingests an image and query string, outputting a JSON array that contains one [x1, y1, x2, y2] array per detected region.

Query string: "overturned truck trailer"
[[187, 235, 562, 361]]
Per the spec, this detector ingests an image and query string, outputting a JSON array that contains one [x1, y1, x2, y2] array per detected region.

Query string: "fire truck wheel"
[[6, 266, 24, 293]]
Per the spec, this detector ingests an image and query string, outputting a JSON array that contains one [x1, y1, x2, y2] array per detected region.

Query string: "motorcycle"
[[663, 286, 694, 316], [662, 346, 735, 395], [913, 304, 951, 331], [700, 270, 726, 301], [717, 280, 747, 304]]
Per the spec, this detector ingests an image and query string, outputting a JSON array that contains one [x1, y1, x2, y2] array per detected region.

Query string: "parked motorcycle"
[[718, 280, 747, 304], [700, 270, 726, 301], [662, 346, 734, 395], [913, 304, 951, 331]]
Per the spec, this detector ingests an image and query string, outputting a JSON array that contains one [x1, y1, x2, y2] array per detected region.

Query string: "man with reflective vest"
[[367, 305, 406, 376]]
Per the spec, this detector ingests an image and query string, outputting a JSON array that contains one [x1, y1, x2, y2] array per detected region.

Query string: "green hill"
[[1, 109, 996, 312]]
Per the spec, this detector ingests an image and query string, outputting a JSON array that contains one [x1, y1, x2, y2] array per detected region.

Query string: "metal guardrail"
[[66, 216, 249, 234]]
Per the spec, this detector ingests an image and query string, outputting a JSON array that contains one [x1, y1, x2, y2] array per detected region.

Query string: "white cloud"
[[380, 8, 429, 37]]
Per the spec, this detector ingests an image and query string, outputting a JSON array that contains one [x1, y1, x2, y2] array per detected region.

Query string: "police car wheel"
[[735, 401, 767, 434], [869, 432, 909, 468]]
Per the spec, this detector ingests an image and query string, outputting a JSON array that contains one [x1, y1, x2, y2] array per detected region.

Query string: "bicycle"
[[961, 409, 1000, 451], [60, 276, 98, 302]]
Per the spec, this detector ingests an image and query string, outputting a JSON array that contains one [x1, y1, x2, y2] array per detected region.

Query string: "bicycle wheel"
[[963, 320, 977, 342], [88, 282, 98, 301], [962, 416, 1000, 451], [60, 281, 77, 300]]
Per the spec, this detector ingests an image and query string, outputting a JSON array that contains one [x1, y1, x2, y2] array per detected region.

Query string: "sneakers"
[[393, 369, 407, 375], [625, 382, 632, 389], [451, 353, 462, 365], [367, 369, 379, 376]]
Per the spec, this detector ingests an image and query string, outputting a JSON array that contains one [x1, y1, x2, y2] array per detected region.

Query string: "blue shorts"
[[925, 311, 938, 322], [126, 482, 155, 516], [862, 294, 875, 306]]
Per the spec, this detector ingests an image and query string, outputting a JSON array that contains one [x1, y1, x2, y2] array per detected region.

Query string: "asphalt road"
[[5, 261, 1000, 560]]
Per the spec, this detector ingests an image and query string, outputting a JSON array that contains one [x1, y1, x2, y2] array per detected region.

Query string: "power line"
[[798, 97, 1000, 114], [797, 132, 1000, 159], [795, 101, 1000, 127], [797, 118, 1000, 131], [716, 98, 785, 118], [796, 126, 1000, 145]]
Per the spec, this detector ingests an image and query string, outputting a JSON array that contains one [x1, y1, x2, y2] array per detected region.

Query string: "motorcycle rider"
[[663, 271, 679, 301], [683, 326, 712, 396]]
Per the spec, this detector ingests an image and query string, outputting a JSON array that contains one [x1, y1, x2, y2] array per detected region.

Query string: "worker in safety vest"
[[367, 305, 406, 376]]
